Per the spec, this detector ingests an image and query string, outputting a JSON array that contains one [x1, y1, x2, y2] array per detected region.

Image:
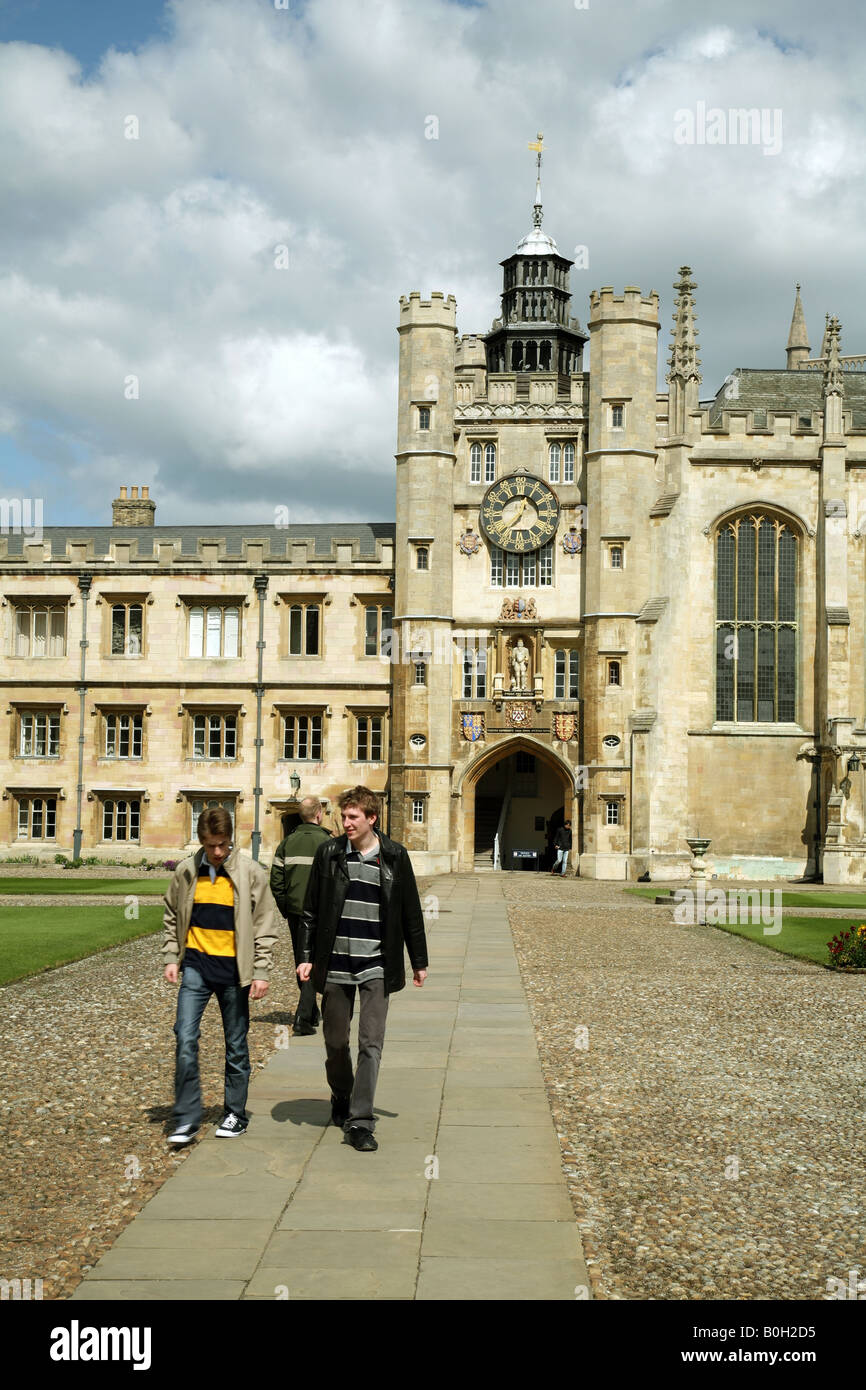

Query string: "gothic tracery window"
[[715, 513, 797, 722]]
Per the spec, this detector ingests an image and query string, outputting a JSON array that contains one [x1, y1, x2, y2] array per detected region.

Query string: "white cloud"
[[1, 0, 865, 523]]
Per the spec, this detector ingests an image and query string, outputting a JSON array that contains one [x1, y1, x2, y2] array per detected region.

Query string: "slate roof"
[[3, 523, 396, 560], [707, 368, 866, 429]]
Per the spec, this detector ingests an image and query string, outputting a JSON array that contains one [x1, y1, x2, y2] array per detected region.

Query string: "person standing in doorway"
[[298, 786, 428, 1151], [270, 796, 331, 1035], [551, 819, 572, 876]]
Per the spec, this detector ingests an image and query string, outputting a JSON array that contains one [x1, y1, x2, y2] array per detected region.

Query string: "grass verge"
[[710, 914, 860, 968], [624, 885, 866, 911], [0, 877, 170, 897], [0, 905, 163, 985]]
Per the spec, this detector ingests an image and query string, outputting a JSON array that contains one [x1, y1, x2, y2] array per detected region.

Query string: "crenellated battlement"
[[398, 291, 458, 329], [589, 285, 660, 326]]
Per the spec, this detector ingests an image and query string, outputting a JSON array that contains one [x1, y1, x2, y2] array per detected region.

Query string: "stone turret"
[[786, 283, 811, 369], [112, 485, 155, 527], [392, 291, 457, 870]]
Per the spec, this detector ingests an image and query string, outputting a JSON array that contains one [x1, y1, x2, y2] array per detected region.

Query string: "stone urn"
[[685, 837, 712, 883]]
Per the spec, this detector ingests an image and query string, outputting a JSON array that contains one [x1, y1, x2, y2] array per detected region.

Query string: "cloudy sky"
[[0, 0, 864, 527]]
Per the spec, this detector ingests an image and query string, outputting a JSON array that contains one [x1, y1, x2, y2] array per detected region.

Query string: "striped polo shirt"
[[182, 857, 238, 986], [326, 839, 384, 985]]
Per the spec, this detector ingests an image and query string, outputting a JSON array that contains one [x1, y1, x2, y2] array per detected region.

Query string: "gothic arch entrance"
[[456, 736, 577, 872]]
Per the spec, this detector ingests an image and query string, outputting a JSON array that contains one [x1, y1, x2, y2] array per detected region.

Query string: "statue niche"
[[509, 636, 531, 692]]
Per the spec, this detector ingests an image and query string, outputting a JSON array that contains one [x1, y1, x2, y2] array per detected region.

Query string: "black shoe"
[[167, 1122, 200, 1146], [292, 1023, 317, 1036], [215, 1112, 248, 1139], [347, 1127, 378, 1152], [331, 1094, 350, 1127]]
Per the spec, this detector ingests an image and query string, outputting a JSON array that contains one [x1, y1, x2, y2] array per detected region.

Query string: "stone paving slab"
[[416, 1258, 585, 1301], [75, 874, 589, 1300], [73, 1280, 247, 1301], [426, 1181, 575, 1222]]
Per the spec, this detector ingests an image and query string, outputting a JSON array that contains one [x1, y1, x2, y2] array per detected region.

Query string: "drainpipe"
[[72, 572, 92, 861], [250, 573, 268, 862], [629, 727, 635, 857]]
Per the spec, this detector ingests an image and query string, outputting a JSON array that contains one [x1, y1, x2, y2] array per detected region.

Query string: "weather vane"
[[527, 132, 545, 226], [528, 130, 545, 177]]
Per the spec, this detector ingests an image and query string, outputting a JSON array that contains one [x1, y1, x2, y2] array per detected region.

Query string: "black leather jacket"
[[299, 831, 429, 995]]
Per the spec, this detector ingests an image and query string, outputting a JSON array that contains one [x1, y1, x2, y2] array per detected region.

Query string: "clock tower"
[[393, 136, 588, 874]]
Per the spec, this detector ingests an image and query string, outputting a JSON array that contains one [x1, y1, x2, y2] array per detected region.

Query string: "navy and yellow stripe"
[[183, 862, 238, 986]]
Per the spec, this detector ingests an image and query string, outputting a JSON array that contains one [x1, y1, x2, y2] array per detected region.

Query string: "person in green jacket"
[[270, 796, 332, 1035]]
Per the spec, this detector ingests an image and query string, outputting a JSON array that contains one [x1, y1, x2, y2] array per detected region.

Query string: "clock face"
[[479, 474, 559, 554]]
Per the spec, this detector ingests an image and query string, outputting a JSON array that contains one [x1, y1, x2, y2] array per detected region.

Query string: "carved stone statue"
[[510, 637, 529, 691]]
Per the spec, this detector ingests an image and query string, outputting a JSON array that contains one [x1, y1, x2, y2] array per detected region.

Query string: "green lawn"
[[0, 877, 170, 896], [624, 885, 866, 911], [0, 904, 163, 984], [712, 915, 856, 968]]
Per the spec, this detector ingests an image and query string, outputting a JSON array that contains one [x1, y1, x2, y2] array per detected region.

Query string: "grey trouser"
[[321, 977, 389, 1132]]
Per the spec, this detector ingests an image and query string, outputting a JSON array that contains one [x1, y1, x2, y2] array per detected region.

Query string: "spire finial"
[[786, 282, 810, 367], [666, 265, 701, 385], [823, 315, 843, 396], [527, 131, 545, 229]]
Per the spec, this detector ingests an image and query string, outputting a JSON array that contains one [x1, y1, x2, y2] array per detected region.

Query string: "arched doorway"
[[457, 736, 576, 872]]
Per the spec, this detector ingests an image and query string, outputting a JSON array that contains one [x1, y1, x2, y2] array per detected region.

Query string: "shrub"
[[163, 860, 179, 872]]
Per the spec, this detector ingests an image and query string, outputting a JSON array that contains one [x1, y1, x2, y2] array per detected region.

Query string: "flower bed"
[[827, 923, 866, 969]]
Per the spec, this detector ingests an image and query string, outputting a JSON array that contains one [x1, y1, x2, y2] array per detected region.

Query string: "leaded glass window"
[[715, 514, 797, 722]]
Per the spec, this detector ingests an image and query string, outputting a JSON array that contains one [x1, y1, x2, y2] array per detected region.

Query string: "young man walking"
[[270, 796, 331, 1035], [162, 807, 277, 1145], [551, 819, 572, 875], [298, 786, 428, 1152]]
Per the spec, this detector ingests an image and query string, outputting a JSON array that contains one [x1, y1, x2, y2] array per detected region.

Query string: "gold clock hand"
[[506, 499, 528, 532]]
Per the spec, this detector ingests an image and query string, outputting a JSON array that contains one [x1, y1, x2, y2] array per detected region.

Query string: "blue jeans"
[[173, 962, 250, 1126], [554, 849, 569, 875]]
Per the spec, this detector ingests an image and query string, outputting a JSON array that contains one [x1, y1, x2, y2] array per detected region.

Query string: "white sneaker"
[[215, 1112, 248, 1138], [168, 1123, 200, 1146]]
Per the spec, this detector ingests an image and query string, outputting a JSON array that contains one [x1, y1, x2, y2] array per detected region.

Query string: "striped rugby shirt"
[[182, 857, 238, 986], [326, 838, 384, 985]]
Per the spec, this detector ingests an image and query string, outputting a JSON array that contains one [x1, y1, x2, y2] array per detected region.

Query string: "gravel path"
[[2, 871, 863, 1302], [0, 878, 433, 1301], [504, 876, 866, 1301], [0, 922, 301, 1300]]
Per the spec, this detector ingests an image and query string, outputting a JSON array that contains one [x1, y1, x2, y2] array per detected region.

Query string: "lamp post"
[[250, 573, 268, 862], [72, 573, 92, 862]]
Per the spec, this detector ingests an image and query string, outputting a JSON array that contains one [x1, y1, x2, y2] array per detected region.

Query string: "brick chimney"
[[112, 484, 156, 527]]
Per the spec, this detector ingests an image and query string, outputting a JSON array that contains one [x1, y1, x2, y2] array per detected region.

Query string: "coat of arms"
[[553, 713, 577, 741], [505, 702, 532, 728], [461, 713, 485, 741], [561, 527, 582, 555], [458, 527, 482, 556], [499, 596, 537, 620]]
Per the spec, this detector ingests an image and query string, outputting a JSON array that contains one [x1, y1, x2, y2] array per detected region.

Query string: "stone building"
[[3, 164, 866, 881]]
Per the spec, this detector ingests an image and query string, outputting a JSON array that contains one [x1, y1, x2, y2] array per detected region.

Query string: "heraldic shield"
[[461, 713, 485, 741], [553, 713, 577, 741]]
